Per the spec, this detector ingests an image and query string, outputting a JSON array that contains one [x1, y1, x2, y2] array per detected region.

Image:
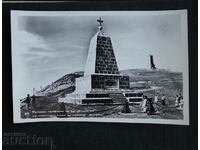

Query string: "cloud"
[[14, 30, 55, 63], [16, 30, 52, 51], [14, 30, 53, 57]]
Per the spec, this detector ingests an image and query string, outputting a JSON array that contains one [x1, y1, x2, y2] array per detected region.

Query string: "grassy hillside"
[[121, 69, 183, 97], [21, 69, 183, 119]]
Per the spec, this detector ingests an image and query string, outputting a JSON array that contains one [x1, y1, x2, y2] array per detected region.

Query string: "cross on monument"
[[97, 17, 103, 26]]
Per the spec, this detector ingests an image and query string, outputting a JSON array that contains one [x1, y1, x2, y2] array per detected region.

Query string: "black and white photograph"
[[11, 10, 189, 125]]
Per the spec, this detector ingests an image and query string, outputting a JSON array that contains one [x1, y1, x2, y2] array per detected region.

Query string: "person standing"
[[122, 100, 131, 113], [179, 99, 184, 109], [25, 94, 31, 110], [141, 95, 148, 113], [154, 94, 158, 103], [161, 94, 166, 106], [179, 93, 184, 109], [179, 93, 183, 99], [146, 98, 155, 115], [178, 93, 183, 103], [175, 95, 179, 107]]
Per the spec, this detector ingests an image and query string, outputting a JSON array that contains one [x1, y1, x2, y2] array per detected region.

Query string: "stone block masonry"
[[95, 36, 119, 75], [91, 75, 129, 89]]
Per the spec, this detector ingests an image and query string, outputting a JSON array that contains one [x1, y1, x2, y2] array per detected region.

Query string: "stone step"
[[109, 93, 127, 103]]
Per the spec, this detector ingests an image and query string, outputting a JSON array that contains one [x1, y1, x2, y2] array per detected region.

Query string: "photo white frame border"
[[11, 10, 189, 125]]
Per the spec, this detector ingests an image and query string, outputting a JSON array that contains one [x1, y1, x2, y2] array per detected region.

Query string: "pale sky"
[[11, 11, 188, 100]]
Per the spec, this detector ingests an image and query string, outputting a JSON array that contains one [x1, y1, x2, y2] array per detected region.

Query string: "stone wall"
[[91, 75, 129, 89], [95, 35, 119, 74], [119, 76, 130, 89]]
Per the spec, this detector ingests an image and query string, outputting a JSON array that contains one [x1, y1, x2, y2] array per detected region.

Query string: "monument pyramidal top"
[[84, 17, 119, 77]]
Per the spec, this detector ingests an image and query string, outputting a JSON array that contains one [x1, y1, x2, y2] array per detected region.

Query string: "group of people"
[[141, 92, 183, 115], [175, 93, 184, 109], [140, 93, 167, 115], [141, 95, 155, 115], [141, 93, 166, 114], [154, 94, 166, 105]]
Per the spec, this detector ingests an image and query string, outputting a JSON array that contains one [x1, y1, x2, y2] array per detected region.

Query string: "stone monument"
[[59, 17, 143, 105]]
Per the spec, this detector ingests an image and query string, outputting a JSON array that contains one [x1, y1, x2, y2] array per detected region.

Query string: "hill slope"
[[36, 71, 84, 97], [121, 69, 183, 95], [22, 69, 183, 119], [35, 69, 182, 99]]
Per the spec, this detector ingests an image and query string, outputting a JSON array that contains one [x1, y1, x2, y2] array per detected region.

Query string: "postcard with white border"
[[11, 10, 189, 125]]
